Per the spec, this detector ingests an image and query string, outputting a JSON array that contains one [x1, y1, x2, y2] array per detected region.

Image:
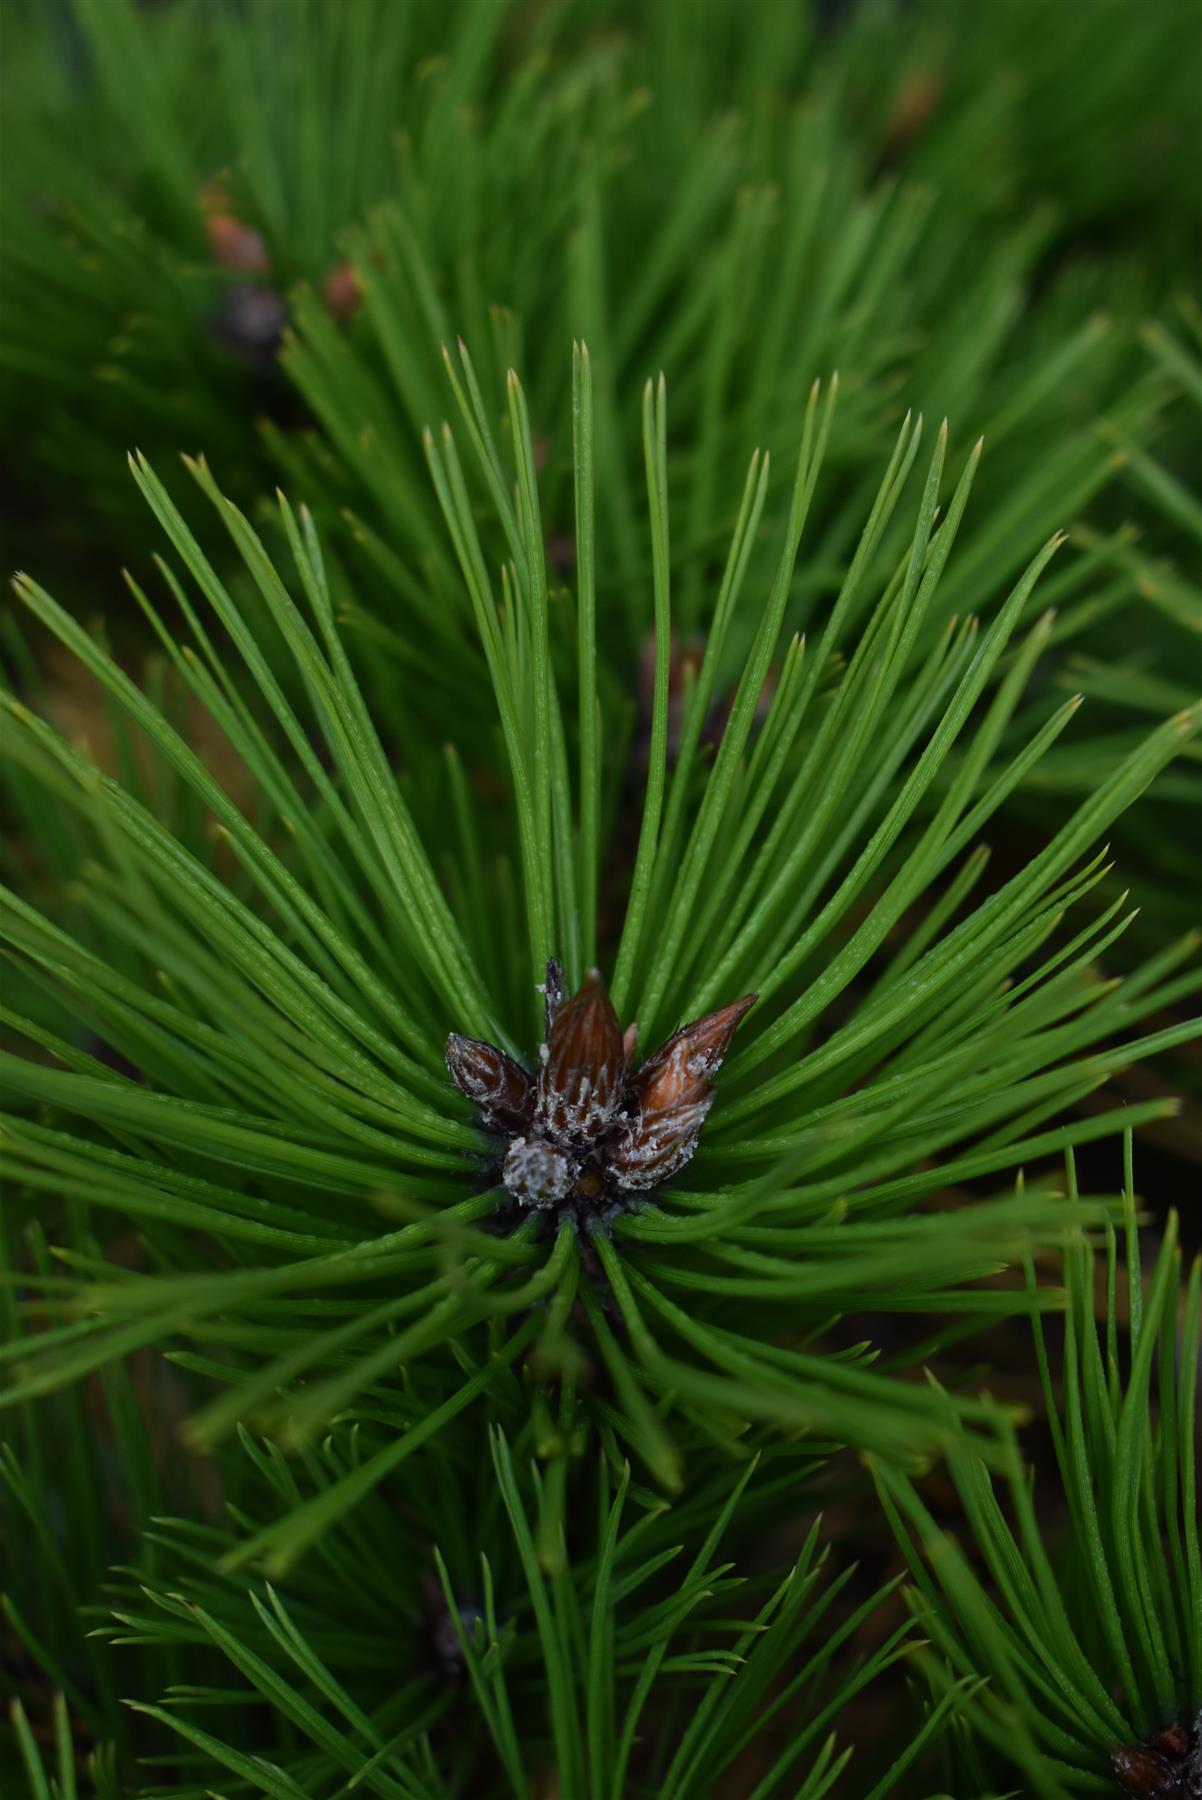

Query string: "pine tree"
[[3, 3, 1199, 1796]]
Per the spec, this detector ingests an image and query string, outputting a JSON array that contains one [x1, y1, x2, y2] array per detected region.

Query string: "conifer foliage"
[[2, 2, 1199, 1796]]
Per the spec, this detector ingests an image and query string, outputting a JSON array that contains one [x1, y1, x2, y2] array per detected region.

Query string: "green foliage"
[[2, 3, 1200, 1795], [874, 1143, 1201, 1797], [5, 363, 1197, 1530], [2, 0, 499, 534], [0, 1189, 943, 1796], [93, 1436, 934, 1799], [1010, 300, 1202, 958], [3, 0, 1189, 583], [7, 0, 1196, 955]]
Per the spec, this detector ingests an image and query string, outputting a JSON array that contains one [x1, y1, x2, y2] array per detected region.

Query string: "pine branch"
[[3, 357, 1197, 1523], [872, 1136, 1201, 1797]]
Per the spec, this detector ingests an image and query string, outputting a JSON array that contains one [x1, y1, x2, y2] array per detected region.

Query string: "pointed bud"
[[503, 1136, 575, 1209], [204, 212, 271, 273], [536, 969, 625, 1147], [606, 1095, 714, 1192], [633, 995, 756, 1115], [323, 259, 361, 322], [1111, 1746, 1184, 1799], [1152, 1724, 1189, 1759], [445, 1034, 534, 1134], [541, 957, 567, 1037]]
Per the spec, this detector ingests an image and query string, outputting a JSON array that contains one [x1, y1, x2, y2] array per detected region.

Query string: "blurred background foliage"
[[4, 0, 1197, 1041]]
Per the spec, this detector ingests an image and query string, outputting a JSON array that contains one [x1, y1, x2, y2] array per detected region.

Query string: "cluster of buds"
[[198, 182, 362, 326], [1113, 1713, 1202, 1799], [199, 180, 271, 273], [446, 961, 755, 1217]]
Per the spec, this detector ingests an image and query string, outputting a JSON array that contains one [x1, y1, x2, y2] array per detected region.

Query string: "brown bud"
[[633, 995, 756, 1116], [323, 260, 361, 322], [1112, 1745, 1184, 1798], [536, 969, 625, 1147], [445, 1034, 533, 1134], [606, 1095, 713, 1192], [1153, 1724, 1189, 1759], [503, 1136, 575, 1208], [205, 212, 270, 273]]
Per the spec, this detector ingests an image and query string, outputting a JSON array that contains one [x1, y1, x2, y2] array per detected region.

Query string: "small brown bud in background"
[[199, 186, 270, 272], [882, 67, 945, 163], [205, 213, 271, 272], [323, 260, 361, 322]]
